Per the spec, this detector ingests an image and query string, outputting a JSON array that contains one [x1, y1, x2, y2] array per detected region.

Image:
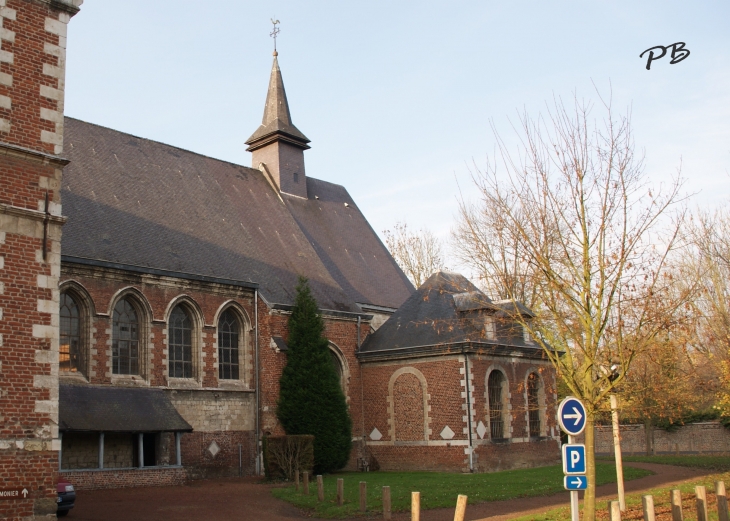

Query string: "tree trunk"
[[584, 415, 596, 521], [644, 418, 654, 456]]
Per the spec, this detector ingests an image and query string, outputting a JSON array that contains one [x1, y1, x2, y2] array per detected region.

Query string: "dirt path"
[[69, 463, 713, 521]]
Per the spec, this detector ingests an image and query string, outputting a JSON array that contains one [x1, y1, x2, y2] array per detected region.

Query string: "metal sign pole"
[[568, 434, 579, 521]]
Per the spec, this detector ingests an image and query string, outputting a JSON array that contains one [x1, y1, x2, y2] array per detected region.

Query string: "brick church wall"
[[0, 0, 82, 518]]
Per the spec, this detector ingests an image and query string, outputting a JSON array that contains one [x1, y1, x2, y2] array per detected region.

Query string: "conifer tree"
[[276, 277, 352, 473]]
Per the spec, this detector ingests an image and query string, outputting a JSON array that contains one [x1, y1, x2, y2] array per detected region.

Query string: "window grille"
[[112, 299, 139, 375], [218, 309, 240, 380], [527, 372, 541, 437], [169, 306, 193, 378], [60, 293, 85, 374], [488, 370, 505, 439]]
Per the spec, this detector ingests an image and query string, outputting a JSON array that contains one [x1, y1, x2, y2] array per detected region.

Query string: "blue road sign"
[[562, 444, 586, 475], [558, 397, 587, 436], [564, 475, 587, 490]]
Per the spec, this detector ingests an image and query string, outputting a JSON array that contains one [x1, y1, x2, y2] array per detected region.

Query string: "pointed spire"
[[245, 53, 310, 151]]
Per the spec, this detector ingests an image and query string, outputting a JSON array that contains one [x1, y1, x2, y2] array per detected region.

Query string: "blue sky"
[[64, 1, 730, 265]]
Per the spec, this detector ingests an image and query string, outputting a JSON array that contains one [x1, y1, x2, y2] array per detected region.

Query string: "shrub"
[[263, 435, 314, 480]]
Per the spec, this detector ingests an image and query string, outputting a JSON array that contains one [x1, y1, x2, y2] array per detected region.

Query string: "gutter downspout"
[[358, 316, 367, 458], [254, 289, 261, 475], [463, 349, 474, 472]]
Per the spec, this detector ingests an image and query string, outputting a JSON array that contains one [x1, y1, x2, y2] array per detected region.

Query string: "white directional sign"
[[0, 488, 28, 501], [562, 444, 586, 475], [558, 397, 587, 436], [564, 475, 587, 490]]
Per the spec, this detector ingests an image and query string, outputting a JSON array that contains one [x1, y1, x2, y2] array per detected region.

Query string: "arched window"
[[60, 293, 85, 375], [218, 309, 240, 380], [487, 370, 506, 439], [169, 306, 193, 379], [527, 372, 541, 437], [330, 349, 344, 389], [112, 298, 139, 375]]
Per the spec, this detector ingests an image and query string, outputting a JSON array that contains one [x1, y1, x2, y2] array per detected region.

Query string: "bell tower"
[[245, 50, 310, 199]]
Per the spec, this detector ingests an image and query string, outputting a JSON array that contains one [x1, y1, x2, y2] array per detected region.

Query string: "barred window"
[[169, 306, 193, 379], [487, 370, 505, 439], [218, 309, 240, 380], [112, 299, 139, 375], [527, 372, 541, 437], [60, 293, 85, 374]]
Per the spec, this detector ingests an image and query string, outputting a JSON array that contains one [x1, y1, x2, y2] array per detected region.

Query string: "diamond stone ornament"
[[207, 440, 220, 458], [440, 425, 455, 440], [476, 421, 487, 439], [369, 428, 382, 441]]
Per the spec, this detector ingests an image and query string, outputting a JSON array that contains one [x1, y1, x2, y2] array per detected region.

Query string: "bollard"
[[337, 478, 344, 506], [609, 500, 622, 521], [295, 470, 299, 492], [671, 489, 683, 521], [317, 475, 324, 502], [382, 486, 391, 520], [303, 471, 309, 495], [359, 481, 367, 512], [642, 495, 656, 521], [718, 481, 729, 521], [696, 486, 708, 521], [453, 494, 468, 521], [411, 491, 420, 521]]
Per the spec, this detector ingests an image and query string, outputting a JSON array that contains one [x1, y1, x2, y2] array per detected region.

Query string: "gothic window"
[[527, 372, 541, 437], [330, 349, 344, 391], [60, 292, 85, 375], [218, 309, 240, 380], [487, 370, 506, 439], [112, 298, 139, 375], [169, 306, 193, 379]]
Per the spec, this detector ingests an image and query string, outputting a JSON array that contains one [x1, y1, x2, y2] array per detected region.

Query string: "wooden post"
[[317, 475, 324, 502], [642, 495, 656, 521], [611, 395, 626, 511], [337, 478, 344, 506], [359, 481, 367, 512], [411, 491, 420, 521], [453, 494, 468, 521], [671, 489, 683, 521], [382, 486, 391, 520], [295, 470, 300, 492], [303, 471, 309, 495], [696, 486, 708, 521], [609, 500, 622, 521], [717, 481, 729, 521]]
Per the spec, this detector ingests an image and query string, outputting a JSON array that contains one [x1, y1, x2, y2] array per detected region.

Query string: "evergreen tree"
[[277, 277, 352, 473]]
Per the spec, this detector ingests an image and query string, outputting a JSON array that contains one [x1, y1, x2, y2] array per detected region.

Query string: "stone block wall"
[[593, 421, 730, 455]]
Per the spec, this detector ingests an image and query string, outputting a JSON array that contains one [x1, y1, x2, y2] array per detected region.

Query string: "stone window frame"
[[107, 287, 153, 386], [58, 280, 95, 381], [328, 341, 350, 400], [212, 300, 253, 390], [163, 295, 205, 388], [485, 364, 511, 440], [386, 366, 432, 444], [524, 369, 547, 438]]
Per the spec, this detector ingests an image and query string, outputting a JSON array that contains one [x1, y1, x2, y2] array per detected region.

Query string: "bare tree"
[[383, 222, 446, 287], [453, 93, 687, 520]]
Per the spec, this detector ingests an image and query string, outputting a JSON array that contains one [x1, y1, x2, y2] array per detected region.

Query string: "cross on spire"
[[270, 18, 280, 55]]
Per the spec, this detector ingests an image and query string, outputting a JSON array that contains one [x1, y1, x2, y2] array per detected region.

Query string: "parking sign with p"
[[562, 444, 586, 475]]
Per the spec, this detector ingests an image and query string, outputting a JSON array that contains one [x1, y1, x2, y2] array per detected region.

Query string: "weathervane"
[[270, 18, 280, 54]]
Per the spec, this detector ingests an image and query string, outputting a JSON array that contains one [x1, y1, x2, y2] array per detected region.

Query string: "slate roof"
[[358, 271, 541, 356], [61, 117, 414, 312], [59, 383, 192, 432]]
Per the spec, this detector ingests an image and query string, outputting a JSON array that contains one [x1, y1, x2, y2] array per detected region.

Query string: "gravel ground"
[[67, 463, 713, 521]]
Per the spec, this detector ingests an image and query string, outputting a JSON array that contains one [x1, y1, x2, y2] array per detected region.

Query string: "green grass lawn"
[[598, 454, 730, 472], [515, 470, 730, 521], [271, 463, 652, 518]]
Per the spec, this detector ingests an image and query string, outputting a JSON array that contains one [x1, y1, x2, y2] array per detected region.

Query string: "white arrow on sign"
[[564, 407, 583, 426], [21, 489, 28, 498], [570, 477, 584, 487]]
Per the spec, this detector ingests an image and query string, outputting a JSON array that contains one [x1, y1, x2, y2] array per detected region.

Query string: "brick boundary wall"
[[592, 421, 730, 455], [60, 467, 186, 491]]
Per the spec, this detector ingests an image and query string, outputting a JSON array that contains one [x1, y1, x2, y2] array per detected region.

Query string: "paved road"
[[69, 463, 713, 521]]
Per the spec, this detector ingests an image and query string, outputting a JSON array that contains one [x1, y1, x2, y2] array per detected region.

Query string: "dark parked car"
[[56, 478, 75, 517]]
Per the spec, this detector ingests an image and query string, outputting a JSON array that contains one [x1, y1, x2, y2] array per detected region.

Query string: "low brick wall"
[[593, 421, 730, 455], [61, 467, 187, 490]]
